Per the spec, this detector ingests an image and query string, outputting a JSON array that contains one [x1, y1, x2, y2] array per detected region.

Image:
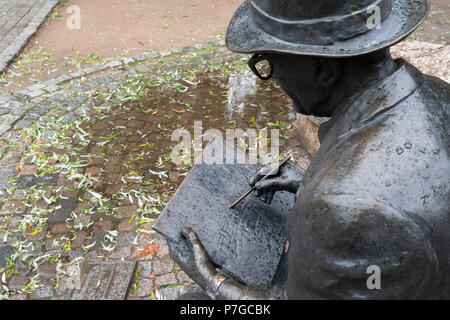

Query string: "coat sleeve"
[[286, 194, 440, 299]]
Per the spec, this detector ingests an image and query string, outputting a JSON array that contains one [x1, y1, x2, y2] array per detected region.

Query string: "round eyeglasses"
[[248, 53, 274, 81]]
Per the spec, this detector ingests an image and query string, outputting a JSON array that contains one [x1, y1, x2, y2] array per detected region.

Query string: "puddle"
[[74, 63, 307, 216]]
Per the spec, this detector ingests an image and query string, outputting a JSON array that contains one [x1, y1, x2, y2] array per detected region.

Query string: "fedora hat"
[[225, 0, 429, 57]]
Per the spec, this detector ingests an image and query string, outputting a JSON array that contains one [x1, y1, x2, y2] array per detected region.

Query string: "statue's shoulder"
[[301, 80, 449, 218]]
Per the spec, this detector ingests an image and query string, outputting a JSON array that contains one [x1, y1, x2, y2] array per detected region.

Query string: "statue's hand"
[[169, 226, 217, 290], [249, 160, 304, 203]]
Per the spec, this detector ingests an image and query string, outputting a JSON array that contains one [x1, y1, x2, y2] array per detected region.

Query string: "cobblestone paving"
[[0, 44, 305, 300], [0, 0, 59, 73]]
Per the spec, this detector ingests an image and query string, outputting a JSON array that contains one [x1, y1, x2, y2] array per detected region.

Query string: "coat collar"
[[319, 59, 423, 145], [303, 59, 424, 184]]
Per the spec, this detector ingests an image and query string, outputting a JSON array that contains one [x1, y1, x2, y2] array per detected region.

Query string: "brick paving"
[[0, 0, 447, 300], [0, 0, 59, 73], [0, 44, 303, 300]]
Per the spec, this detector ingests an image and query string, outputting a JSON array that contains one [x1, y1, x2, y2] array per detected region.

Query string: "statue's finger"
[[181, 226, 194, 239], [181, 226, 201, 250], [249, 171, 264, 187], [261, 192, 268, 203], [266, 190, 275, 204], [255, 178, 280, 191]]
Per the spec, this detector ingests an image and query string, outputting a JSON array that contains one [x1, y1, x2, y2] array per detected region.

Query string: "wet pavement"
[[0, 0, 59, 73], [0, 45, 305, 300], [0, 0, 447, 300]]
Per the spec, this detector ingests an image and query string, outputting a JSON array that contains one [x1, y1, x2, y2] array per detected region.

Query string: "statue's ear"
[[315, 57, 341, 87]]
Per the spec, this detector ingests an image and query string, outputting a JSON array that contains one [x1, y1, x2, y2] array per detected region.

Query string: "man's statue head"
[[225, 0, 429, 117]]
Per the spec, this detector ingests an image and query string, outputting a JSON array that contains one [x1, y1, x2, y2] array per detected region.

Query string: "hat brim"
[[225, 0, 430, 57]]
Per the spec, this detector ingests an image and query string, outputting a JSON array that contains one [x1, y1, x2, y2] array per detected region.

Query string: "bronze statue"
[[171, 0, 450, 299]]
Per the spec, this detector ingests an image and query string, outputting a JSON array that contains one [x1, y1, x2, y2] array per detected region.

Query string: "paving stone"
[[154, 273, 177, 287], [11, 188, 25, 200], [14, 259, 31, 276], [138, 261, 152, 279], [8, 293, 28, 300], [31, 285, 54, 300], [48, 198, 77, 223], [121, 57, 135, 65], [176, 271, 193, 283], [137, 230, 166, 246], [109, 246, 133, 260], [8, 275, 29, 291], [117, 219, 138, 232], [15, 175, 36, 189], [0, 201, 26, 215], [153, 258, 174, 276], [55, 74, 71, 84], [156, 243, 170, 260], [67, 249, 84, 262], [93, 220, 114, 234], [135, 65, 152, 73], [115, 205, 137, 219], [13, 119, 33, 129], [106, 61, 122, 68], [0, 245, 14, 269], [19, 165, 37, 176], [73, 214, 92, 229], [72, 231, 88, 250], [85, 167, 102, 175], [35, 174, 58, 185], [0, 114, 20, 136], [116, 232, 137, 247], [51, 223, 71, 235], [37, 262, 56, 278], [25, 226, 47, 241], [136, 278, 153, 297], [133, 52, 160, 62]]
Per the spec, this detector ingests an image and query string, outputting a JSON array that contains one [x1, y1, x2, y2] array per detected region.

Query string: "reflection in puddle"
[[226, 70, 257, 119]]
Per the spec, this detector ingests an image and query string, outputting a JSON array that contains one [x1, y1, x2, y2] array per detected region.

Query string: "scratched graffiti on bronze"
[[153, 137, 295, 286]]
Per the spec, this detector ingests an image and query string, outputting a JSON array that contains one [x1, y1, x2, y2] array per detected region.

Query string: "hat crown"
[[252, 0, 379, 20], [248, 0, 393, 45]]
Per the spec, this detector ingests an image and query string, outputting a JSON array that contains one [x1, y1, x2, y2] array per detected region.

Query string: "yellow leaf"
[[27, 228, 38, 236], [65, 240, 71, 253], [172, 109, 185, 113], [152, 111, 158, 115]]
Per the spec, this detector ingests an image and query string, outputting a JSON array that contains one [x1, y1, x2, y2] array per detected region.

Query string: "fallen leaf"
[[65, 240, 71, 253], [27, 228, 38, 236], [137, 243, 159, 259]]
